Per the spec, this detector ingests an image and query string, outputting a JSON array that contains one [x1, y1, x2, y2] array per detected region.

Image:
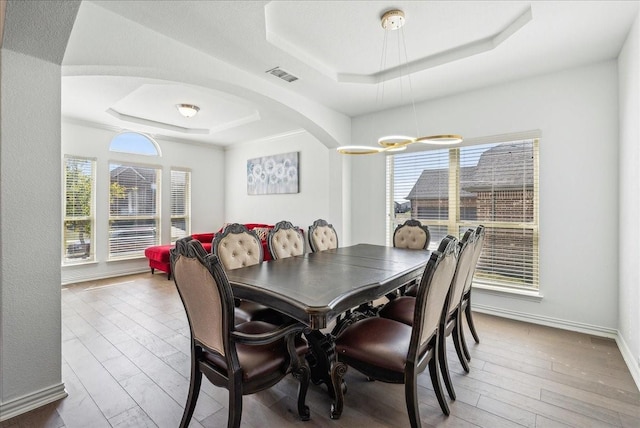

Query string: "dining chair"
[[393, 219, 431, 250], [267, 220, 305, 259], [308, 219, 338, 252], [213, 223, 290, 325], [392, 219, 431, 298], [170, 237, 311, 428], [329, 236, 459, 425], [460, 225, 485, 360], [379, 228, 478, 400]]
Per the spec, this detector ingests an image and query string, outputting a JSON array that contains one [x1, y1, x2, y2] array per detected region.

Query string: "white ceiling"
[[61, 0, 639, 147]]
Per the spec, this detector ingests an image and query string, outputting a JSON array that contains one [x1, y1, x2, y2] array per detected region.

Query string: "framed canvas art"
[[247, 152, 299, 195]]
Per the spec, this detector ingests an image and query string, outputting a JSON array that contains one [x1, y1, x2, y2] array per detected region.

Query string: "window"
[[387, 138, 539, 290], [63, 157, 95, 263], [109, 132, 160, 156], [170, 169, 191, 242], [109, 163, 160, 259]]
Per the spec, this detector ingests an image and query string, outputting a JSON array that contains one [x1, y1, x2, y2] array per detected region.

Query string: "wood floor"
[[2, 273, 639, 428]]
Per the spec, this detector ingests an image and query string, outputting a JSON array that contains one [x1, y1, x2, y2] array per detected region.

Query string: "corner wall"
[[618, 11, 640, 386], [0, 49, 67, 420]]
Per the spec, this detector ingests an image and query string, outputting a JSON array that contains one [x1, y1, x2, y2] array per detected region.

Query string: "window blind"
[[108, 163, 160, 259], [388, 138, 539, 290], [170, 169, 191, 242], [63, 157, 95, 263]]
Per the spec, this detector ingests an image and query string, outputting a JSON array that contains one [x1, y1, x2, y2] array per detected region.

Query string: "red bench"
[[144, 225, 274, 279], [144, 233, 214, 279]]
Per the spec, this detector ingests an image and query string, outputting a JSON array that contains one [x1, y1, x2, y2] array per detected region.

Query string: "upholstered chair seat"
[[203, 320, 308, 382], [378, 296, 416, 326]]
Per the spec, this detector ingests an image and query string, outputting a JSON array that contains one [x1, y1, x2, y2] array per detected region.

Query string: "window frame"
[[387, 135, 540, 291], [170, 168, 191, 243], [62, 156, 96, 265]]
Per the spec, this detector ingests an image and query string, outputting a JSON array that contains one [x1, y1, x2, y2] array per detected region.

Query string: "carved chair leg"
[[438, 332, 456, 400], [180, 360, 202, 428], [228, 376, 243, 428], [329, 361, 348, 419], [151, 268, 155, 274], [465, 303, 480, 343], [452, 320, 470, 373], [428, 344, 450, 416], [460, 323, 471, 362], [404, 366, 421, 428]]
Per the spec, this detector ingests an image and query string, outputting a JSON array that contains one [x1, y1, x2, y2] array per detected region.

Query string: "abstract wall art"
[[247, 151, 299, 195]]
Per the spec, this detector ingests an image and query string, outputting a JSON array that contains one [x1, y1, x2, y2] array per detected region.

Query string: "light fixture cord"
[[373, 27, 390, 144], [400, 26, 421, 139]]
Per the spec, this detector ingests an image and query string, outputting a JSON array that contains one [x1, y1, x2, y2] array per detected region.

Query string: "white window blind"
[[170, 169, 191, 242], [108, 163, 160, 259], [388, 138, 539, 290], [63, 157, 95, 263]]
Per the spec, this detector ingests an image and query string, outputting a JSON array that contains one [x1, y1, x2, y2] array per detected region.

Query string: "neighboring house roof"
[[109, 165, 156, 184], [405, 142, 534, 199], [405, 167, 476, 200]]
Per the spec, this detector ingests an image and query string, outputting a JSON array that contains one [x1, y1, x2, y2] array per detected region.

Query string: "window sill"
[[107, 255, 147, 263], [62, 260, 98, 268], [473, 282, 543, 302]]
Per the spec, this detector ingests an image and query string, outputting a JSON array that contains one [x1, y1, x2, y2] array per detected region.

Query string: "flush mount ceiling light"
[[176, 104, 200, 118], [336, 9, 462, 155]]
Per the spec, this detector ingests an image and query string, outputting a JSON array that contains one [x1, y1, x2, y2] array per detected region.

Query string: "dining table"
[[225, 243, 431, 418]]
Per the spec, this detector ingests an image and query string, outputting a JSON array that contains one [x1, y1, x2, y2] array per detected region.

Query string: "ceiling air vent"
[[265, 66, 298, 83]]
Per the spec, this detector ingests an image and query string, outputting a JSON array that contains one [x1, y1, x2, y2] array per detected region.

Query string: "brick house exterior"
[[404, 141, 536, 286]]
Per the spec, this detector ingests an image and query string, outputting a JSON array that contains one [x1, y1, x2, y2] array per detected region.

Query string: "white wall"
[[224, 130, 343, 242], [61, 122, 225, 284], [1, 49, 67, 418], [618, 12, 640, 384], [350, 61, 620, 332]]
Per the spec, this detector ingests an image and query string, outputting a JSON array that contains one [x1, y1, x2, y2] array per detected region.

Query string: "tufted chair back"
[[212, 223, 263, 270], [393, 219, 430, 250], [268, 221, 305, 259], [308, 219, 338, 252]]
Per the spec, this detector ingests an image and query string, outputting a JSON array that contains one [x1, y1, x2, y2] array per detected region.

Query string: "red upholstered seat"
[[145, 227, 273, 280], [145, 240, 212, 279]]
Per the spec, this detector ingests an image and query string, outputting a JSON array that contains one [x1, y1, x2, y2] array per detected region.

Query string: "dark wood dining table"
[[225, 243, 431, 418], [226, 243, 431, 329]]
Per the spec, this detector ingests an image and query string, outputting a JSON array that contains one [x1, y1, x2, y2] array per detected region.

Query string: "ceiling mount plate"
[[381, 10, 405, 31]]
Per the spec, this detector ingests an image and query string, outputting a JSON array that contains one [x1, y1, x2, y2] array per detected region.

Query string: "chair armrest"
[[231, 321, 306, 346]]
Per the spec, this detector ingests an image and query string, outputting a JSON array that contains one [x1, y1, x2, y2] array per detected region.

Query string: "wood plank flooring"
[[2, 273, 638, 427]]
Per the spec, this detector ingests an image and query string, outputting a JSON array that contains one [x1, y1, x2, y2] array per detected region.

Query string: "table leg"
[[304, 330, 336, 394]]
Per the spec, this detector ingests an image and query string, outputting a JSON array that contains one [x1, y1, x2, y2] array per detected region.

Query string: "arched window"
[[109, 132, 161, 156]]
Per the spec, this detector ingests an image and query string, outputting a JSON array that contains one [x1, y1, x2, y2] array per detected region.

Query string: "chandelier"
[[337, 9, 462, 155]]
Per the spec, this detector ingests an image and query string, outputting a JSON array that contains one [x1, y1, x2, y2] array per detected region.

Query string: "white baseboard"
[[473, 304, 640, 391], [0, 383, 67, 422], [61, 267, 149, 286], [615, 333, 640, 390]]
